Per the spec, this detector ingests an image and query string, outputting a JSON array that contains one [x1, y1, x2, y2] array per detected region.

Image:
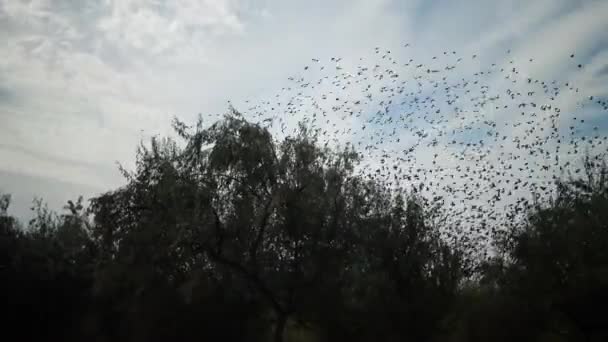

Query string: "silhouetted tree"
[[4, 113, 607, 342], [454, 156, 608, 342], [0, 194, 94, 341], [87, 112, 464, 341], [504, 157, 608, 341]]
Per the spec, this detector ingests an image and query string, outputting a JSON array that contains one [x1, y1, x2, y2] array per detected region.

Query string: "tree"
[[486, 156, 608, 341], [89, 113, 368, 341], [0, 194, 95, 341], [88, 111, 466, 341], [15, 110, 604, 341]]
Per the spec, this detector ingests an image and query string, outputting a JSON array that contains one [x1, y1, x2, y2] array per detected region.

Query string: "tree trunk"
[[274, 313, 288, 342]]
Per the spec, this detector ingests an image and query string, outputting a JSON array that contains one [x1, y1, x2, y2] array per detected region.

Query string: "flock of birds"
[[209, 44, 608, 261]]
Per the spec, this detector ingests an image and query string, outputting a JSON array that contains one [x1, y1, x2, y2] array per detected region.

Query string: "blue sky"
[[1, 0, 608, 222]]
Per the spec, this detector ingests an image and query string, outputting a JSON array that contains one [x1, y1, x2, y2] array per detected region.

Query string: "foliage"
[[1, 113, 607, 341]]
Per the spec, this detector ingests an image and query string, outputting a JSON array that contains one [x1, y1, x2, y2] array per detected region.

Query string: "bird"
[[231, 46, 606, 265]]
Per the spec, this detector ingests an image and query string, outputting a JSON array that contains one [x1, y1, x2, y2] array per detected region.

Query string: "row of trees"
[[2, 113, 607, 341]]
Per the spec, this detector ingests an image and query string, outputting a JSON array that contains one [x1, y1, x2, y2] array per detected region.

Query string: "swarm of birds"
[[208, 45, 608, 262]]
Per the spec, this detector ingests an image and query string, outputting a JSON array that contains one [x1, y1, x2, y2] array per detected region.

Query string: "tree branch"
[[250, 195, 274, 267], [205, 248, 285, 315]]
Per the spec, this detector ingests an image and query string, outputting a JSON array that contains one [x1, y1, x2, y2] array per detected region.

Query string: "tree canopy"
[[2, 113, 607, 342]]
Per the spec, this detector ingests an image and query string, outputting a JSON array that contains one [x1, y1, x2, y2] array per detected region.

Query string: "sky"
[[1, 0, 608, 223]]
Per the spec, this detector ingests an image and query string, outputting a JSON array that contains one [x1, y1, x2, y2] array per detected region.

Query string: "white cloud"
[[1, 0, 607, 223]]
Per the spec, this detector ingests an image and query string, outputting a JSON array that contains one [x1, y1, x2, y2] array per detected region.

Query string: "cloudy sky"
[[1, 0, 608, 221]]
